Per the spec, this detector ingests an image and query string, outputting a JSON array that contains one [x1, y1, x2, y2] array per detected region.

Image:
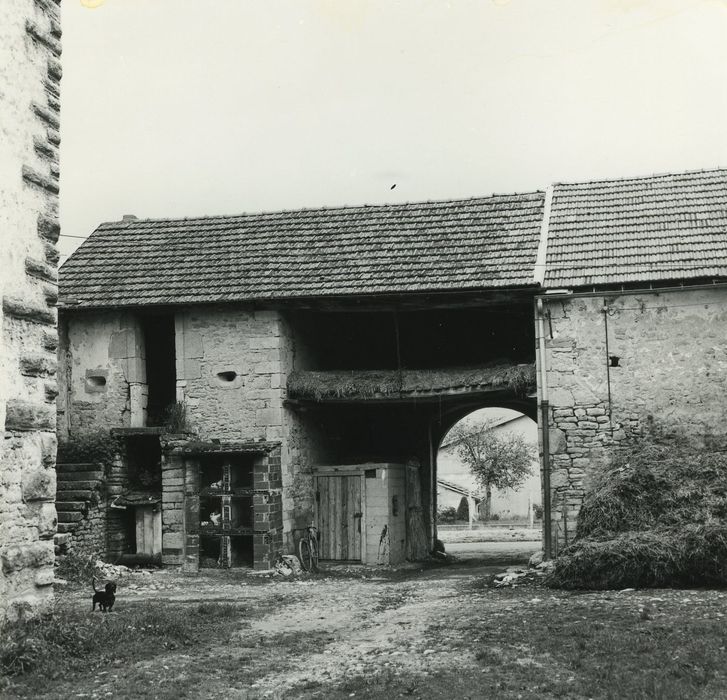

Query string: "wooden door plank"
[[352, 477, 362, 560], [319, 477, 329, 560], [144, 508, 154, 555], [331, 477, 340, 559], [340, 475, 349, 560], [135, 508, 144, 555], [152, 510, 162, 555], [346, 476, 359, 559]]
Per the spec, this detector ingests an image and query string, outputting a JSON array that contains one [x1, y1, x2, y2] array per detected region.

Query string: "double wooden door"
[[316, 475, 362, 561]]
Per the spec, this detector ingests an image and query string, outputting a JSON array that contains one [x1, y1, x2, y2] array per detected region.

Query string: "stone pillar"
[[160, 448, 186, 567], [252, 449, 283, 569], [0, 0, 62, 626]]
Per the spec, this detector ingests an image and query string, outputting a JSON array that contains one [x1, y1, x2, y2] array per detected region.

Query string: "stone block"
[[1, 542, 54, 574], [184, 359, 202, 380], [22, 467, 56, 502], [109, 329, 132, 359], [2, 296, 55, 326], [5, 400, 55, 431], [254, 361, 281, 375], [163, 509, 183, 525], [586, 407, 606, 416], [184, 331, 204, 358], [35, 569, 55, 587], [163, 532, 183, 549], [37, 503, 58, 537], [256, 408, 282, 427], [20, 353, 57, 377], [549, 428, 567, 455]]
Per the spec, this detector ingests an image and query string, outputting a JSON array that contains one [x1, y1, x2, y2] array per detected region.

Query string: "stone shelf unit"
[[161, 438, 282, 571]]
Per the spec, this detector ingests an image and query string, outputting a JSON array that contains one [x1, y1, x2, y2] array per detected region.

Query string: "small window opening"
[[392, 495, 399, 516], [86, 375, 106, 388], [217, 371, 238, 382], [609, 355, 621, 367]]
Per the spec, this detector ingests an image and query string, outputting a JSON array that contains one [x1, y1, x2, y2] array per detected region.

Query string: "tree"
[[448, 419, 537, 520]]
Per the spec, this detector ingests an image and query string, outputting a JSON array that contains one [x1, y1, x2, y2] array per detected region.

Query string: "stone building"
[[57, 166, 727, 567], [57, 195, 543, 569], [537, 168, 727, 554], [0, 0, 62, 624]]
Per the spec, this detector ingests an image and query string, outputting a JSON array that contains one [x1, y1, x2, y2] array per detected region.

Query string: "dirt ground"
[[24, 553, 726, 700]]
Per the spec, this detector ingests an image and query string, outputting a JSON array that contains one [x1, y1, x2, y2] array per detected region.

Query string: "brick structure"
[[161, 438, 283, 570], [0, 0, 61, 624]]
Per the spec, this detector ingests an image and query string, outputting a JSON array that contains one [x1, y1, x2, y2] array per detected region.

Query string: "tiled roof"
[[544, 168, 727, 288], [59, 193, 545, 307]]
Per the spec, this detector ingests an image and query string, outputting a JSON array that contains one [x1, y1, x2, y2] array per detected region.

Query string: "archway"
[[434, 406, 542, 564]]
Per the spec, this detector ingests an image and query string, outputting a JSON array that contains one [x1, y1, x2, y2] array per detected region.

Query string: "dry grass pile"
[[287, 362, 535, 401], [548, 440, 727, 589]]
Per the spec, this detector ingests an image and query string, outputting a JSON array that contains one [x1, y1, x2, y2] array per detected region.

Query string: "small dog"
[[92, 579, 117, 612]]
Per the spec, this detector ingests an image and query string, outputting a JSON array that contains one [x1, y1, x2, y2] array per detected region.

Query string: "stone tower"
[[0, 0, 61, 625]]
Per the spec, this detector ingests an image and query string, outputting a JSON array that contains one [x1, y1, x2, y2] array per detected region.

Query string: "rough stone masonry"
[[0, 0, 61, 625], [541, 286, 727, 554]]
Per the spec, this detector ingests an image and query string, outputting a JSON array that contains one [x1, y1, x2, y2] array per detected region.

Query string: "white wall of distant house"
[[437, 408, 540, 520]]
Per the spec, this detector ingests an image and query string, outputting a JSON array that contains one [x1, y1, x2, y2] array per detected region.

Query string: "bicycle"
[[297, 524, 320, 572]]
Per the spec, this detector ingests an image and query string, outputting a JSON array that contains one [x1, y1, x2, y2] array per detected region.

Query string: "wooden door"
[[316, 475, 362, 561], [135, 506, 162, 555]]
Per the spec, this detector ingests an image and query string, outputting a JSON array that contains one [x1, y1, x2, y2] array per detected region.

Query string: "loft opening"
[[286, 305, 535, 372], [140, 313, 176, 426]]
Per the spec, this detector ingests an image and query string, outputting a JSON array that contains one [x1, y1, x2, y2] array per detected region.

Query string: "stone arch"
[[432, 397, 541, 534]]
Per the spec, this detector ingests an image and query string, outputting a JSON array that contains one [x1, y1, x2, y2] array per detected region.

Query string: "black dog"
[[92, 579, 117, 612]]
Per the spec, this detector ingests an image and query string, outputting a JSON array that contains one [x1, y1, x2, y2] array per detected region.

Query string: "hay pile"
[[548, 440, 727, 589], [287, 362, 535, 401]]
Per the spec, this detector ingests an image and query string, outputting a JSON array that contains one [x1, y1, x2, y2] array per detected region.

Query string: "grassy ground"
[[2, 564, 727, 699]]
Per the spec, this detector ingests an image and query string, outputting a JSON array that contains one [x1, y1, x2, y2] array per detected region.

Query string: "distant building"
[[437, 408, 540, 520]]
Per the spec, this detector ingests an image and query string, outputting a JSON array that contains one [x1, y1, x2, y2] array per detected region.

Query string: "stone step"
[[57, 511, 83, 523], [56, 522, 79, 534], [54, 500, 87, 512], [59, 489, 94, 501], [56, 462, 101, 472], [57, 480, 99, 492], [53, 533, 70, 546], [58, 470, 104, 482]]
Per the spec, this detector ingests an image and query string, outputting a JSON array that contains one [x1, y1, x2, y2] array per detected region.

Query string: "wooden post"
[[528, 494, 534, 529]]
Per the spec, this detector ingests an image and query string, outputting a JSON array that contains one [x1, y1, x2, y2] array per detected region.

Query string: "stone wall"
[[541, 286, 727, 552], [177, 307, 317, 553], [65, 502, 106, 558], [58, 311, 146, 436], [55, 462, 106, 559], [0, 0, 61, 625]]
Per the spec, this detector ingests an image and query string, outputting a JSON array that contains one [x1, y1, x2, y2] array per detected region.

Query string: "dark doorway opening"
[[141, 314, 176, 426], [125, 434, 162, 489]]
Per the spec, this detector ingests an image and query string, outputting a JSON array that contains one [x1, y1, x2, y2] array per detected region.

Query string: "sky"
[[59, 0, 727, 260]]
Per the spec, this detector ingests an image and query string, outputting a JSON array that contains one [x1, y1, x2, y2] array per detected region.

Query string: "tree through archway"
[[436, 407, 541, 563]]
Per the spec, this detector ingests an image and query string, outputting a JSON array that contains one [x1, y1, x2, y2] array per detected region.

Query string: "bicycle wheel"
[[309, 536, 319, 571], [298, 538, 312, 571]]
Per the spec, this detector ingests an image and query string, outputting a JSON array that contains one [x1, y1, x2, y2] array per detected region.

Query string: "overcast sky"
[[59, 0, 727, 260]]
